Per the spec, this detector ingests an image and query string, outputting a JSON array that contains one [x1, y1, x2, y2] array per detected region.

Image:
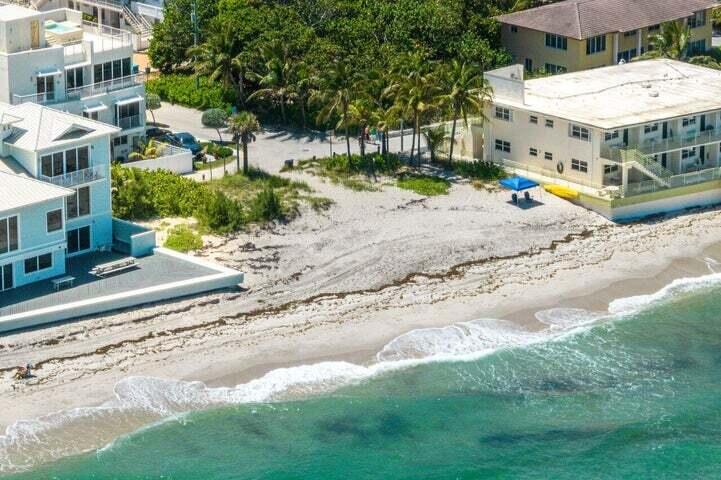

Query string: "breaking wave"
[[3, 272, 721, 473]]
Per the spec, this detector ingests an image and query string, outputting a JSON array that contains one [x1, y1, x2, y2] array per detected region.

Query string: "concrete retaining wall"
[[112, 218, 156, 257], [126, 147, 194, 174]]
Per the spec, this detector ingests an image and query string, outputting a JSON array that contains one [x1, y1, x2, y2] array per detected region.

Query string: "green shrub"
[[146, 74, 236, 110], [196, 190, 246, 233], [397, 175, 450, 196], [451, 161, 505, 181], [202, 142, 234, 159], [249, 188, 284, 222], [164, 225, 204, 252], [112, 164, 245, 234]]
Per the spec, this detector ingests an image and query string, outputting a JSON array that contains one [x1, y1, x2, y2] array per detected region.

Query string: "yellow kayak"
[[544, 184, 579, 200]]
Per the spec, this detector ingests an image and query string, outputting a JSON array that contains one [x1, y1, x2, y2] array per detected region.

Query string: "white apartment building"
[[483, 59, 721, 220], [0, 4, 145, 160]]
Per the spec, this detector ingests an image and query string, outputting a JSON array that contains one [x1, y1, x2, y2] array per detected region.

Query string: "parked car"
[[146, 127, 172, 139], [172, 132, 203, 156]]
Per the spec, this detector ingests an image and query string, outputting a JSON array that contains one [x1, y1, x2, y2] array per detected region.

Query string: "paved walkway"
[[152, 103, 422, 177]]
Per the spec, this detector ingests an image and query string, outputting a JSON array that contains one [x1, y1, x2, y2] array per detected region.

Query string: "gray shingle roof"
[[497, 0, 718, 39]]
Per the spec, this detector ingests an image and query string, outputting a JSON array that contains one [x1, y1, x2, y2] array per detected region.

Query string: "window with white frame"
[[544, 63, 567, 75], [644, 123, 659, 134], [495, 139, 511, 153], [682, 116, 697, 127], [40, 146, 90, 178], [545, 119, 554, 128], [24, 253, 52, 274], [682, 148, 697, 159], [544, 152, 553, 161], [571, 158, 588, 173], [93, 57, 132, 84], [586, 35, 606, 55], [529, 147, 538, 157], [495, 107, 512, 122], [605, 130, 619, 141], [66, 186, 91, 219], [545, 33, 567, 50], [687, 11, 706, 29], [0, 215, 19, 254], [46, 209, 63, 233], [570, 124, 590, 141], [604, 164, 619, 175], [529, 115, 538, 124]]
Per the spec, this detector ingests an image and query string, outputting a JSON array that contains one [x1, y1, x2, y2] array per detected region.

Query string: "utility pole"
[[191, 0, 199, 88]]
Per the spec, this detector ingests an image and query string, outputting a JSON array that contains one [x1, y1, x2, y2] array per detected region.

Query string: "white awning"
[[83, 103, 108, 114], [115, 95, 144, 107], [36, 69, 62, 77], [65, 61, 91, 70]]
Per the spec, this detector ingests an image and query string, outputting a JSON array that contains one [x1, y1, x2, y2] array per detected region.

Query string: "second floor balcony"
[[601, 126, 721, 161], [118, 114, 143, 130], [38, 165, 105, 188], [11, 73, 146, 107]]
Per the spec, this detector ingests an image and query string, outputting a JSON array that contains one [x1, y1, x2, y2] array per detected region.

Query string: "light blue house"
[[0, 101, 121, 293]]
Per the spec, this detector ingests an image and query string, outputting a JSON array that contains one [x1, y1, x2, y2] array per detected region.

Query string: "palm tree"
[[390, 52, 440, 166], [313, 59, 358, 159], [361, 67, 396, 156], [188, 22, 244, 108], [647, 21, 691, 60], [347, 99, 377, 159], [226, 111, 261, 175], [290, 61, 317, 130], [438, 60, 492, 164], [248, 40, 295, 124], [422, 126, 447, 163]]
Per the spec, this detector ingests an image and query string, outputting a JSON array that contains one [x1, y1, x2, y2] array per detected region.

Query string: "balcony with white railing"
[[118, 114, 143, 130], [38, 165, 106, 188], [601, 126, 721, 160], [69, 73, 146, 101], [81, 21, 133, 53], [11, 73, 146, 106]]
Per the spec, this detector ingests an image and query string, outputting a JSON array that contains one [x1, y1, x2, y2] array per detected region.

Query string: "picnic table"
[[90, 257, 137, 277]]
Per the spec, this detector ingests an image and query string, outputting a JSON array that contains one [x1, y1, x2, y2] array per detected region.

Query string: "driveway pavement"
[[152, 103, 421, 177]]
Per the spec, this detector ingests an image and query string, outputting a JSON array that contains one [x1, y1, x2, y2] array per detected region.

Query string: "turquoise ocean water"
[[5, 274, 721, 479]]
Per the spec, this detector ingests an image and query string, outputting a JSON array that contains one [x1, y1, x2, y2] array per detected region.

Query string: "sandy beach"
[[4, 169, 721, 469]]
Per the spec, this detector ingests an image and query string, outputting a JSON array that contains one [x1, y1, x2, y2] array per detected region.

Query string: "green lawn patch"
[[397, 175, 450, 196]]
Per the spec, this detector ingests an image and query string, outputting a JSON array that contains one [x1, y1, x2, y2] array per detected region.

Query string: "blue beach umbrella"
[[499, 176, 539, 191]]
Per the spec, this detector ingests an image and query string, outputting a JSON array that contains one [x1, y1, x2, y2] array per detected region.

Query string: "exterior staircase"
[[123, 5, 153, 38], [617, 148, 673, 188]]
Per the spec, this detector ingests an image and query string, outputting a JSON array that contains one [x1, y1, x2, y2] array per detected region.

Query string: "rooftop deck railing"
[[601, 126, 721, 160], [38, 165, 106, 188]]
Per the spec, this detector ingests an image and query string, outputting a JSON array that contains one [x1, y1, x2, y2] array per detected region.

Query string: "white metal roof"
[[493, 59, 721, 130], [0, 171, 73, 213], [3, 102, 119, 151]]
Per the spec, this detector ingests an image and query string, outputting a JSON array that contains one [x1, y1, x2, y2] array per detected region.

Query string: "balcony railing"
[[11, 73, 146, 106], [601, 126, 721, 160], [68, 73, 146, 101], [38, 165, 105, 188], [118, 114, 142, 130], [622, 165, 721, 197]]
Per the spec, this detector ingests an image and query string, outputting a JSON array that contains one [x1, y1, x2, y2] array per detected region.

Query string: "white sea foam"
[[608, 272, 721, 316], [3, 273, 721, 473]]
